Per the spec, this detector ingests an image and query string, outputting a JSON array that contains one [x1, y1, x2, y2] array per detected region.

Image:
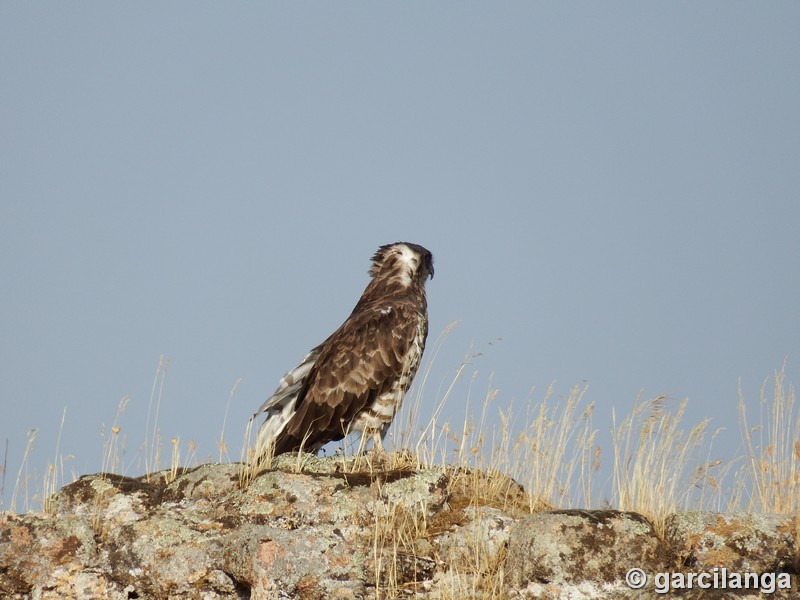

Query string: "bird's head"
[[369, 242, 434, 286]]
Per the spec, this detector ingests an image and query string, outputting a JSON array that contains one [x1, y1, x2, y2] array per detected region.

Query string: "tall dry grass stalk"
[[422, 379, 599, 512], [100, 395, 130, 477], [218, 378, 241, 463], [612, 394, 712, 536], [42, 406, 71, 513], [510, 383, 597, 510], [0, 439, 7, 509], [685, 424, 737, 513], [9, 428, 38, 513], [240, 416, 270, 487], [395, 321, 463, 461], [144, 354, 170, 480], [739, 364, 799, 515]]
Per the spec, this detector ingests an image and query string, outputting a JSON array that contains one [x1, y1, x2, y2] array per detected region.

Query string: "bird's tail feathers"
[[251, 346, 320, 460]]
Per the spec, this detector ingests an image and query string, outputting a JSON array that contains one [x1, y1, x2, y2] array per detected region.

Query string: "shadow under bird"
[[251, 241, 434, 459]]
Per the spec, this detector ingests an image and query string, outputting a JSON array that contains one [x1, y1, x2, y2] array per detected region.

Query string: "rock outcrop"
[[1, 455, 797, 599]]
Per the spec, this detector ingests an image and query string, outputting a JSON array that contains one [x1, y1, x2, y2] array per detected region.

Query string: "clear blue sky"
[[2, 3, 798, 508]]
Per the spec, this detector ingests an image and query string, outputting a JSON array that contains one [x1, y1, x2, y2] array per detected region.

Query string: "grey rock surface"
[[664, 511, 796, 572], [505, 509, 667, 587], [1, 457, 798, 599]]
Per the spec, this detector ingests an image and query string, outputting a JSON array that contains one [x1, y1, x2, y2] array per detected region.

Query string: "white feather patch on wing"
[[252, 346, 320, 455]]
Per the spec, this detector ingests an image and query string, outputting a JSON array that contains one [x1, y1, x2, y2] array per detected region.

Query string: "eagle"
[[251, 242, 434, 459]]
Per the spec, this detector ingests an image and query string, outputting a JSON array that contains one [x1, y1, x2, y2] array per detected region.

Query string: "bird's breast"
[[351, 315, 427, 434]]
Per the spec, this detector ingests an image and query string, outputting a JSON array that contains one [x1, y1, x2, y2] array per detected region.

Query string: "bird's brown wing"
[[274, 302, 421, 453]]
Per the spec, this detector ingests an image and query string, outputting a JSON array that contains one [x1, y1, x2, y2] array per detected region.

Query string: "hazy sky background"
[[2, 3, 798, 509]]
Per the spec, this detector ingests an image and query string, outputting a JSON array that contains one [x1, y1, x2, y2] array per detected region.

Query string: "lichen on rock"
[[1, 457, 798, 599]]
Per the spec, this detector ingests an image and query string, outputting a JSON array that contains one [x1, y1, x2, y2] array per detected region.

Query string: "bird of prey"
[[251, 241, 434, 459]]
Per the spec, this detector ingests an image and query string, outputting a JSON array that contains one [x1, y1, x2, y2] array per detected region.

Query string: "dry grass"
[[143, 354, 170, 481], [1, 355, 211, 512], [42, 407, 71, 513], [357, 379, 597, 598], [4, 329, 799, 597], [606, 363, 800, 540], [100, 395, 129, 476], [7, 428, 38, 513], [611, 395, 713, 537], [739, 364, 800, 515], [218, 378, 241, 463], [357, 357, 797, 597]]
